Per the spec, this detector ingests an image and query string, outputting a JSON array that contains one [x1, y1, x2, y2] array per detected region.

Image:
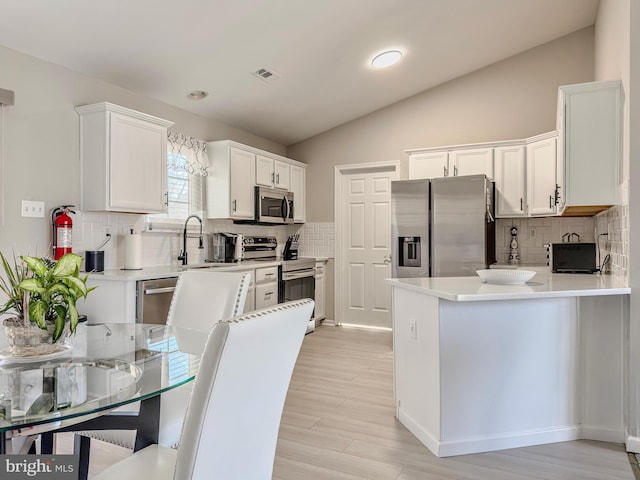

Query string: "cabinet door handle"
[[164, 192, 169, 206], [265, 291, 274, 296], [271, 172, 275, 184], [549, 195, 554, 208], [453, 165, 458, 176], [444, 166, 448, 177], [265, 273, 275, 277], [276, 173, 280, 184], [232, 199, 237, 212], [520, 198, 523, 211]]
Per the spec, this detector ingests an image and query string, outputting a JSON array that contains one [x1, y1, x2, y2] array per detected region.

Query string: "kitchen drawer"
[[255, 266, 278, 284], [255, 282, 278, 309]]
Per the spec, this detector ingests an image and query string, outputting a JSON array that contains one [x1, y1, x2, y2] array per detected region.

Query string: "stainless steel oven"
[[136, 277, 178, 324], [279, 258, 315, 333]]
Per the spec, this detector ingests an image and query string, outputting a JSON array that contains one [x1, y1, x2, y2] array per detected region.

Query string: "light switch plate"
[[22, 200, 45, 218]]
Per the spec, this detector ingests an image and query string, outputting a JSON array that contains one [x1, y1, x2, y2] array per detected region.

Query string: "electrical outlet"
[[529, 227, 537, 239], [21, 200, 45, 218], [409, 318, 417, 340]]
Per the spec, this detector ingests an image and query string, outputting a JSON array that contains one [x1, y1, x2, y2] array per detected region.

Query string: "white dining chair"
[[93, 298, 314, 480], [66, 271, 251, 471]]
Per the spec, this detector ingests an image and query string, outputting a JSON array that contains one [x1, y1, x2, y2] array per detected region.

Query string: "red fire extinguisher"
[[52, 205, 75, 260]]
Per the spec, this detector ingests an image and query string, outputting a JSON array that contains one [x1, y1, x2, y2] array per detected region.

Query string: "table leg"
[[74, 434, 91, 480], [133, 395, 160, 452], [41, 432, 54, 454]]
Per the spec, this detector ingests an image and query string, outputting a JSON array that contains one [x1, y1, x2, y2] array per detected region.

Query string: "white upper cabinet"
[[207, 140, 306, 221], [76, 102, 173, 213], [449, 147, 494, 179], [408, 151, 449, 179], [408, 147, 493, 180], [526, 135, 558, 216], [290, 164, 306, 223], [557, 80, 622, 215], [494, 145, 526, 217], [256, 155, 290, 190], [206, 143, 255, 220]]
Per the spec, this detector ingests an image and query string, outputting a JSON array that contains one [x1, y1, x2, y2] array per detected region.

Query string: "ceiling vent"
[[251, 67, 280, 82]]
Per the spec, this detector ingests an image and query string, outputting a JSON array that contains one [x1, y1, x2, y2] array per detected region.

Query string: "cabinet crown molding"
[[209, 140, 306, 167], [75, 102, 174, 128]]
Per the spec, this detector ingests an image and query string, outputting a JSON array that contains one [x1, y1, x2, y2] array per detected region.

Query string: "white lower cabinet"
[[314, 260, 327, 322], [255, 266, 279, 310]]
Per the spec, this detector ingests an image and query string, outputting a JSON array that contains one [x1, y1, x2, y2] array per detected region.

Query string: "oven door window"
[[282, 276, 315, 304]]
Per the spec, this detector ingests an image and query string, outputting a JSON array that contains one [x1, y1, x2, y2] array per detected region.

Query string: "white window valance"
[[167, 132, 209, 176]]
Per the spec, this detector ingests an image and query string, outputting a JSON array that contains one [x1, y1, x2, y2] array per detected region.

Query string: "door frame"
[[334, 160, 400, 327]]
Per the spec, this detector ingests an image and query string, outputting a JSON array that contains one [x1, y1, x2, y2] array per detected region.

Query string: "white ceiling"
[[0, 0, 598, 145]]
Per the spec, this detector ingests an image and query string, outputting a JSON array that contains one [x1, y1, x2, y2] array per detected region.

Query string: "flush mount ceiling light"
[[371, 50, 403, 69], [187, 90, 208, 100]]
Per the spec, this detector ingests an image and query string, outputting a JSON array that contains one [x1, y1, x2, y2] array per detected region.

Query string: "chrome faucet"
[[177, 214, 204, 266]]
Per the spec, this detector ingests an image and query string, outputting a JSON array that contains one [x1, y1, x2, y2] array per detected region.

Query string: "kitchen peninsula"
[[386, 272, 630, 457]]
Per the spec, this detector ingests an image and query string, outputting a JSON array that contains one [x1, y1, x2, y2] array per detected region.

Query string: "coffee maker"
[[208, 233, 243, 263]]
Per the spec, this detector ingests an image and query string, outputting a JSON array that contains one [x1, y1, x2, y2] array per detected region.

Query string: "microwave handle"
[[282, 195, 290, 222]]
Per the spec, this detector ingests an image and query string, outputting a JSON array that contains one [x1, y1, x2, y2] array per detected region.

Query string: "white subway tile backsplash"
[[495, 216, 595, 266], [296, 222, 335, 258]]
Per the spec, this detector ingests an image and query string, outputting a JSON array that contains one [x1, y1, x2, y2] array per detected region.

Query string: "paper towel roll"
[[123, 230, 142, 270]]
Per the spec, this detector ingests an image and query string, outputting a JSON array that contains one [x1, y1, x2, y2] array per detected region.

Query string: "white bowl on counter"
[[476, 269, 536, 285]]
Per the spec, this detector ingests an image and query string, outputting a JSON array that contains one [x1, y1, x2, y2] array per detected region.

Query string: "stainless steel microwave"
[[255, 186, 294, 224]]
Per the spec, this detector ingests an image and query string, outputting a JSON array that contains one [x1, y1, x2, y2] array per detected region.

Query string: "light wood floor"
[[54, 325, 636, 479]]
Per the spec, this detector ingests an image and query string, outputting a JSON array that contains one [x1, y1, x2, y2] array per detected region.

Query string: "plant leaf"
[[51, 253, 82, 278], [66, 297, 79, 333], [53, 305, 67, 342], [21, 256, 47, 277], [46, 283, 71, 298], [62, 276, 87, 297], [18, 278, 46, 294], [28, 300, 48, 329]]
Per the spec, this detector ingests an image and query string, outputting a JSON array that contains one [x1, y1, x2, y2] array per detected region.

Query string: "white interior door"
[[338, 165, 396, 328]]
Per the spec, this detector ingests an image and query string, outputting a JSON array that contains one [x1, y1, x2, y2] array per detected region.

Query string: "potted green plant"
[[0, 252, 94, 356]]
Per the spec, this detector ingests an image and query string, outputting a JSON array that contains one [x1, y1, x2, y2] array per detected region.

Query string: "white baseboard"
[[437, 426, 581, 457], [581, 425, 625, 444], [626, 435, 640, 453], [397, 409, 441, 456], [398, 408, 580, 457]]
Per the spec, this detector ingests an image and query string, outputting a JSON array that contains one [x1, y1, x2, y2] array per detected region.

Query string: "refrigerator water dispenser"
[[399, 236, 421, 267]]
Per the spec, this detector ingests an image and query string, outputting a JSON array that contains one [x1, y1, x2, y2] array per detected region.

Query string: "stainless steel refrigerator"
[[391, 175, 495, 278]]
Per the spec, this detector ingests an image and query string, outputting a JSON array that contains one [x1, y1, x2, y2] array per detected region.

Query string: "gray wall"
[[595, 0, 639, 447], [288, 27, 595, 222], [0, 45, 286, 257]]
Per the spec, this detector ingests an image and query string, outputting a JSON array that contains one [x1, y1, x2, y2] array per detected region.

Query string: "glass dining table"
[[0, 322, 205, 455]]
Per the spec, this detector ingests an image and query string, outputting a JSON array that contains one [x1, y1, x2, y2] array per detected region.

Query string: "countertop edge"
[[385, 277, 630, 301]]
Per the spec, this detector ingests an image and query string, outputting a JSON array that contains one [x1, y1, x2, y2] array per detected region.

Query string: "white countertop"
[[385, 272, 630, 302], [87, 260, 283, 282]]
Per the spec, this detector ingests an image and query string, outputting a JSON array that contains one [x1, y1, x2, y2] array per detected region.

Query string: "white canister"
[[123, 229, 143, 270]]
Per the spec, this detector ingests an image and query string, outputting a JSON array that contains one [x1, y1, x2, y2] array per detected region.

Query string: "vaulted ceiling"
[[0, 0, 598, 145]]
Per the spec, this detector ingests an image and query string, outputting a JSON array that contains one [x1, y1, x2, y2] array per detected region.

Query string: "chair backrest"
[[173, 299, 314, 480], [166, 270, 251, 331]]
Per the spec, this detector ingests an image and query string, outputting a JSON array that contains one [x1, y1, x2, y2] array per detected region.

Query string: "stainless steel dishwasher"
[[136, 277, 178, 324]]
